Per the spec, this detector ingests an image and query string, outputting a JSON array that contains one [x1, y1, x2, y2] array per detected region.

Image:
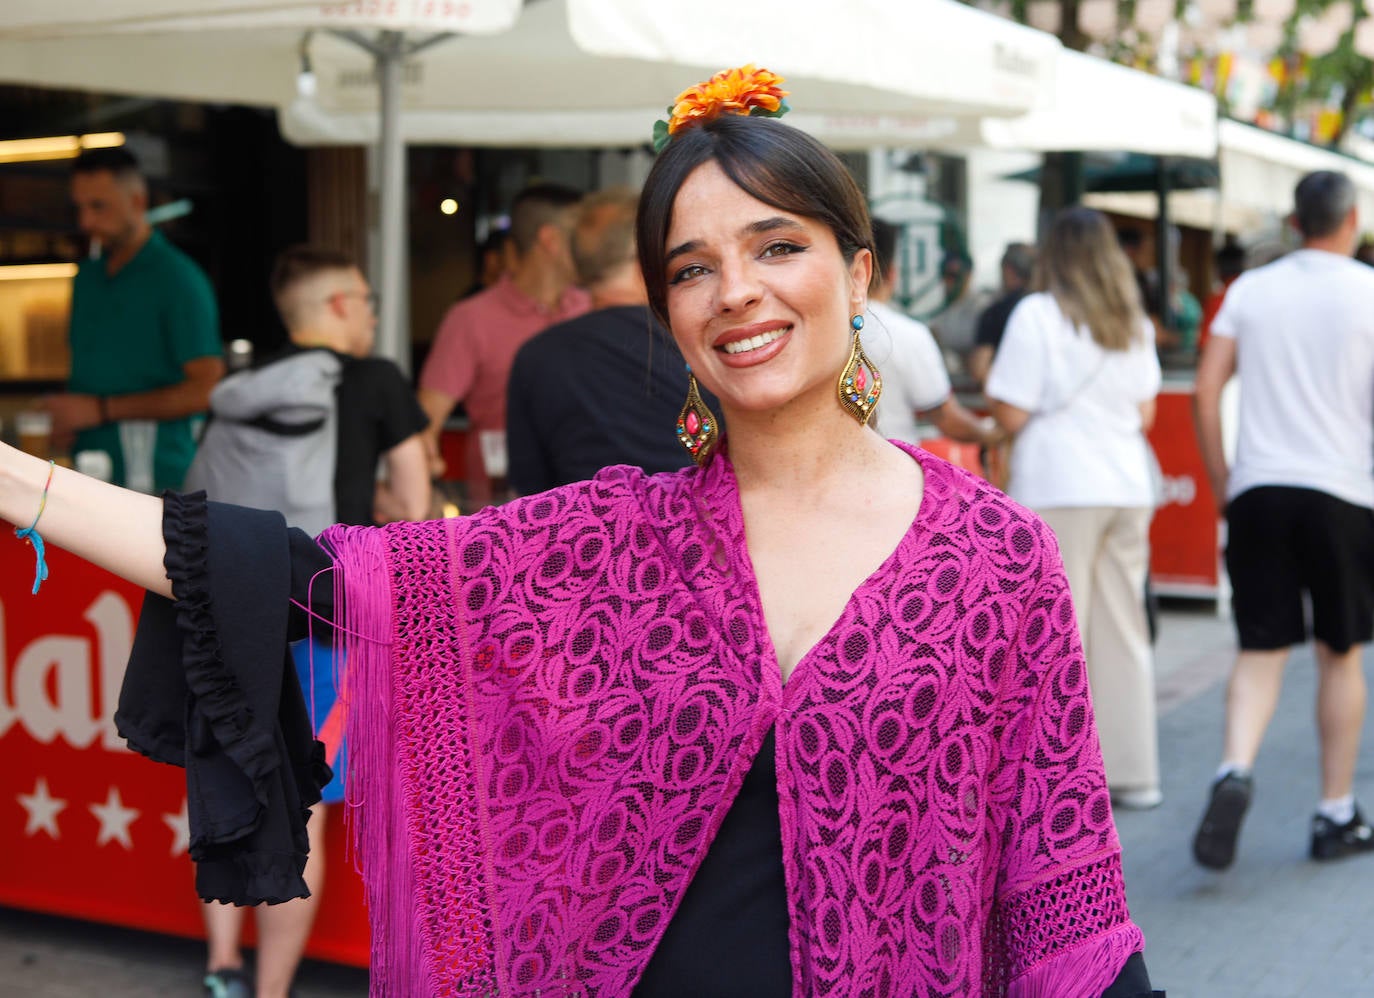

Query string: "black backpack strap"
[[239, 413, 328, 437]]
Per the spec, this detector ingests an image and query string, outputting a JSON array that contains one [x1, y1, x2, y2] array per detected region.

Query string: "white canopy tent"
[[0, 0, 323, 32], [1217, 118, 1374, 227], [276, 0, 1060, 149], [1083, 119, 1374, 235], [969, 49, 1216, 158], [889, 49, 1217, 158], [0, 0, 1062, 366]]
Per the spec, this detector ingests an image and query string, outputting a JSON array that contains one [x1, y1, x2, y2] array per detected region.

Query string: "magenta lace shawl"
[[322, 443, 1144, 997]]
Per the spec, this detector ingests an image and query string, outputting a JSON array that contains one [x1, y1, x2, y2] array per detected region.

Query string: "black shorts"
[[1226, 486, 1374, 653]]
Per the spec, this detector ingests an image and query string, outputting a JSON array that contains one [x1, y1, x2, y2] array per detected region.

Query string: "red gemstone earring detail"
[[837, 313, 881, 425], [676, 365, 720, 466]]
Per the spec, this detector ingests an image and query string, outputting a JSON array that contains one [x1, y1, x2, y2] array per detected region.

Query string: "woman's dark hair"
[[636, 115, 874, 327]]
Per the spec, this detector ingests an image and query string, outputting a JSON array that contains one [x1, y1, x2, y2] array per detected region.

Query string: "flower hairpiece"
[[652, 64, 791, 153]]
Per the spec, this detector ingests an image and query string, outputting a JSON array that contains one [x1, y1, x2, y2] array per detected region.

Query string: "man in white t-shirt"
[[1193, 170, 1374, 872], [864, 220, 1003, 449]]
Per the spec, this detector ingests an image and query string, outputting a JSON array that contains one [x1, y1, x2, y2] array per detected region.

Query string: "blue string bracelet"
[[15, 459, 55, 595]]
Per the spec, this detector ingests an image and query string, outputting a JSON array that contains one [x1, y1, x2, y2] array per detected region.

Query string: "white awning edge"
[[1219, 118, 1374, 227]]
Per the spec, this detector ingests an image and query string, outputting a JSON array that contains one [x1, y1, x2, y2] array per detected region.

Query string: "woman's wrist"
[[0, 444, 52, 530], [97, 395, 111, 425]]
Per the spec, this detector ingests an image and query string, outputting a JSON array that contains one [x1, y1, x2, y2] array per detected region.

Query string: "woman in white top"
[[986, 207, 1163, 809]]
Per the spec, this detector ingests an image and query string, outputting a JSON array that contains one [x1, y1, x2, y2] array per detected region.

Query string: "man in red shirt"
[[418, 183, 591, 503]]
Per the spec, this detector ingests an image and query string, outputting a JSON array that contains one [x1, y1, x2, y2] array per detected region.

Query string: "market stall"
[[1147, 381, 1223, 597]]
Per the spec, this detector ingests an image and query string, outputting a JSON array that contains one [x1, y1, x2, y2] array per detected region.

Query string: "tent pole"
[[376, 30, 408, 373], [329, 28, 453, 372]]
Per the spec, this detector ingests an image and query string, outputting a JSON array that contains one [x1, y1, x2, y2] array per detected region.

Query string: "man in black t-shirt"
[[263, 246, 431, 526], [506, 188, 718, 495], [967, 242, 1034, 387], [198, 245, 429, 998]]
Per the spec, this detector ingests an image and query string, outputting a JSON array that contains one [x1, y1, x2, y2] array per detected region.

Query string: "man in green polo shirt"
[[45, 147, 224, 491]]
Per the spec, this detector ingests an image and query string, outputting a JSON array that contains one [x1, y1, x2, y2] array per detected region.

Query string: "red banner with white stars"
[[0, 544, 368, 966]]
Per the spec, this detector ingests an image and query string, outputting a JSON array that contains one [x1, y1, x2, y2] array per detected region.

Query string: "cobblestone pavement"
[[5, 602, 1374, 996]]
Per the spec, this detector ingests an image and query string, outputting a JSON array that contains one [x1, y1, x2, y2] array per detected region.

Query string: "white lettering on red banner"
[[0, 591, 134, 752]]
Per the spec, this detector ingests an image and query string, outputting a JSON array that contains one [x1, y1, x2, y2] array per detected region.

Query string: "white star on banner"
[[90, 786, 139, 849], [17, 777, 66, 839], [162, 800, 190, 857]]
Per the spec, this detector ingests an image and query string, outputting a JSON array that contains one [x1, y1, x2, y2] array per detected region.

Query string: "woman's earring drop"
[[837, 313, 881, 425], [676, 365, 720, 466]]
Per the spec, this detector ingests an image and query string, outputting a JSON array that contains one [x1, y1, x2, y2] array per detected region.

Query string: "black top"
[[328, 349, 428, 525], [974, 288, 1029, 353], [505, 305, 720, 495], [634, 728, 792, 997]]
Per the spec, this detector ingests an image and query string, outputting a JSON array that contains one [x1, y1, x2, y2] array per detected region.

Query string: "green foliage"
[[1280, 0, 1371, 142]]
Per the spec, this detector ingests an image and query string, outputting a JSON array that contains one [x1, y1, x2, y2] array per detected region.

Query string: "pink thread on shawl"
[[325, 446, 1145, 996], [297, 566, 333, 734], [289, 596, 380, 645]]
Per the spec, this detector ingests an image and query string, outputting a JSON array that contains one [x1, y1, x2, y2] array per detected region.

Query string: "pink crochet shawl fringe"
[[322, 444, 1144, 996]]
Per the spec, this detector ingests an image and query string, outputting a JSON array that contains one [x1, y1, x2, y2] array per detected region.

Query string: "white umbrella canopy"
[[919, 49, 1218, 157], [0, 0, 1059, 147], [0, 0, 327, 32], [275, 0, 1060, 150], [0, 0, 1060, 364]]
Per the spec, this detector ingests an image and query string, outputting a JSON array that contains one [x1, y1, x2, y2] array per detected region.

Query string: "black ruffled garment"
[[114, 492, 333, 905]]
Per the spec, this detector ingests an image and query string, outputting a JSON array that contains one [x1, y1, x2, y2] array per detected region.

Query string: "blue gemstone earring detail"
[[676, 365, 720, 466], [837, 313, 881, 425]]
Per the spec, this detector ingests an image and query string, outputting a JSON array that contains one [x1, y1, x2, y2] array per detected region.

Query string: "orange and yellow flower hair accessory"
[[652, 64, 791, 152]]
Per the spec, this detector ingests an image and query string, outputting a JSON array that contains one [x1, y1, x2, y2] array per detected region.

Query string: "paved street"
[[1120, 604, 1374, 997], [0, 906, 367, 997], [3, 601, 1373, 996]]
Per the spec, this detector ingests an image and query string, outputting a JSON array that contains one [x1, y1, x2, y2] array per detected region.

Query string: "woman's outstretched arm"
[[0, 441, 171, 598]]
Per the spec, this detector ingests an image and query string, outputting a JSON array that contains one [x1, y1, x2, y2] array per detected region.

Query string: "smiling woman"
[[0, 66, 1158, 998], [657, 160, 867, 428]]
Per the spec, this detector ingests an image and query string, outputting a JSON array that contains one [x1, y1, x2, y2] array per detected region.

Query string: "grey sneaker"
[[1311, 804, 1374, 861], [1193, 772, 1252, 870], [203, 968, 252, 998]]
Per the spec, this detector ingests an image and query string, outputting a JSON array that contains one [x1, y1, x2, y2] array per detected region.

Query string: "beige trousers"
[[1037, 506, 1160, 793]]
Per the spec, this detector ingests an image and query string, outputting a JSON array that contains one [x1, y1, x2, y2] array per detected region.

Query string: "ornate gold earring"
[[837, 313, 881, 425], [676, 365, 720, 466]]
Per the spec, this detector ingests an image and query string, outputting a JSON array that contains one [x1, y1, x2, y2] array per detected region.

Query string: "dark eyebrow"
[[665, 238, 701, 264], [744, 216, 805, 238], [665, 216, 805, 264]]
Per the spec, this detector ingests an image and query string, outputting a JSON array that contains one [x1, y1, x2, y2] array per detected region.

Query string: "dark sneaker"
[[1192, 772, 1252, 870], [1311, 805, 1374, 861], [203, 968, 252, 998]]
